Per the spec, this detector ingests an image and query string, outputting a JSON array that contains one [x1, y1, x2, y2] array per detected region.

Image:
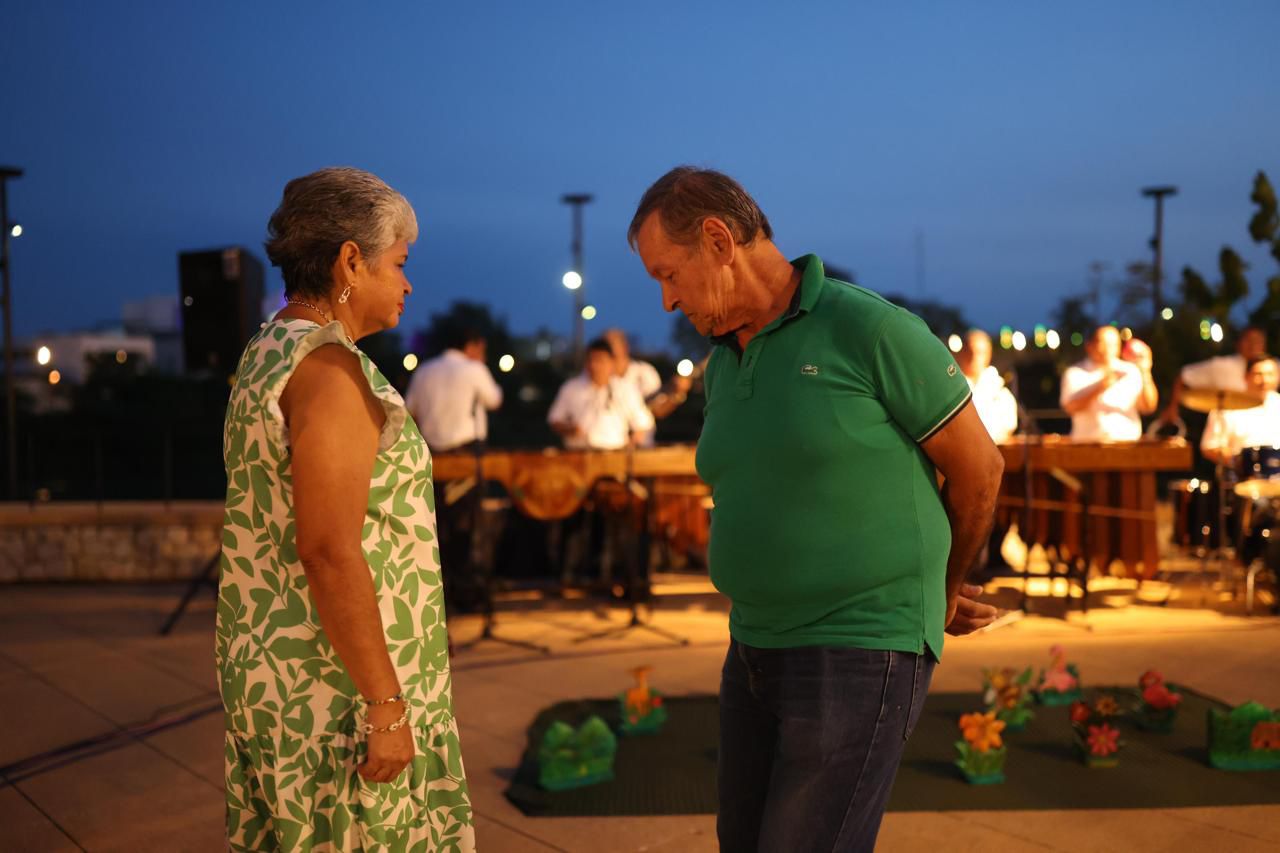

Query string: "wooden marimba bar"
[[996, 437, 1192, 580], [431, 446, 700, 521]]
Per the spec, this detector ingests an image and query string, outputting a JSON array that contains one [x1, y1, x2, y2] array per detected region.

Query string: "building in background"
[[123, 294, 182, 373]]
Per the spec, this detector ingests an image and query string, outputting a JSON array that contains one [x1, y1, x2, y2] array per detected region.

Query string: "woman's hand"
[[359, 702, 415, 783]]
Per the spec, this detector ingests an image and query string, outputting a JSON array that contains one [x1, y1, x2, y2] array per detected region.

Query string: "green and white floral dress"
[[216, 319, 474, 852]]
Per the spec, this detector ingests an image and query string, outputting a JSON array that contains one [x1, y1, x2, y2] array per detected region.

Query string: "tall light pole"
[[561, 193, 593, 363], [1142, 185, 1178, 321], [0, 166, 23, 500]]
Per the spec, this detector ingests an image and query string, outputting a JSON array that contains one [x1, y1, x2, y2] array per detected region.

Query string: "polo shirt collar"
[[710, 254, 826, 351]]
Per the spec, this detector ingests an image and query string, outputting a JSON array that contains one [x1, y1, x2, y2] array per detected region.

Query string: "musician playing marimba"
[[1201, 355, 1280, 465], [957, 329, 1017, 442]]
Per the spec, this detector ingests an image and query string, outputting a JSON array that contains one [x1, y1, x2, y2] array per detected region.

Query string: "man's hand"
[[945, 583, 999, 636]]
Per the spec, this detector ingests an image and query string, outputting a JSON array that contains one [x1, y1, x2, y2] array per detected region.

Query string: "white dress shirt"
[[404, 349, 502, 451], [621, 359, 663, 400], [1202, 391, 1280, 458], [966, 366, 1018, 443], [1060, 358, 1145, 441], [1181, 354, 1247, 392], [547, 375, 655, 450]]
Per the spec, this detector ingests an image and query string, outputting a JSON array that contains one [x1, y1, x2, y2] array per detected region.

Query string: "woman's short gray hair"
[[265, 167, 418, 299]]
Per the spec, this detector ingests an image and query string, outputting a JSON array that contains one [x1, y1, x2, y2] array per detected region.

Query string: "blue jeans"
[[717, 638, 936, 852]]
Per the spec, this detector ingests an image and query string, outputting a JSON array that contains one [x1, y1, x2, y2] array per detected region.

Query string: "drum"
[[1235, 446, 1280, 499]]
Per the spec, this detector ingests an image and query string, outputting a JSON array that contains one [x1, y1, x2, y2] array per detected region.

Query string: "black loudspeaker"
[[179, 247, 264, 378]]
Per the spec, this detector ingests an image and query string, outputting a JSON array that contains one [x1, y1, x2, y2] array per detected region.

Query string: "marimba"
[[996, 437, 1192, 579]]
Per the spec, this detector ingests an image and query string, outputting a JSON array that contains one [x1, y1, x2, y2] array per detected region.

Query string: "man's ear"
[[701, 217, 736, 264]]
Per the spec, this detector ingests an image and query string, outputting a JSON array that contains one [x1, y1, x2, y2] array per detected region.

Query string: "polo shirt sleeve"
[[871, 309, 972, 443]]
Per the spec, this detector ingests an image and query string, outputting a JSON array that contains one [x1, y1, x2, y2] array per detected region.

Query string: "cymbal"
[[1181, 387, 1266, 413]]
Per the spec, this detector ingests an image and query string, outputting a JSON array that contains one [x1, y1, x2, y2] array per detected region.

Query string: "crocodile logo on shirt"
[[947, 364, 958, 377], [800, 364, 819, 376]]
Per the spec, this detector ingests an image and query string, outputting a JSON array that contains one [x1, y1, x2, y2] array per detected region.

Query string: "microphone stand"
[[1006, 369, 1040, 615], [455, 393, 550, 655], [572, 442, 689, 647]]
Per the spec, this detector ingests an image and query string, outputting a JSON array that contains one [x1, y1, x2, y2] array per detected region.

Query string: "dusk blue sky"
[[3, 1, 1278, 354]]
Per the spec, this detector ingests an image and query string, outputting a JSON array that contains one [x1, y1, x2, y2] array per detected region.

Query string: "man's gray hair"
[[265, 167, 418, 298], [627, 166, 772, 251]]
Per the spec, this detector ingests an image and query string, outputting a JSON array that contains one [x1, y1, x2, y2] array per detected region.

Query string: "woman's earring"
[[338, 285, 352, 304]]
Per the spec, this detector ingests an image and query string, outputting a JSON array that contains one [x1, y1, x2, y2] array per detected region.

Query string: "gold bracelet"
[[360, 707, 410, 735], [363, 691, 403, 706]]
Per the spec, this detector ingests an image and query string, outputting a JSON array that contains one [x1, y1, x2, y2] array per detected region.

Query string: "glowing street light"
[[1210, 322, 1224, 343], [676, 358, 694, 377], [1160, 307, 1174, 321], [48, 370, 61, 385], [402, 353, 419, 371], [1011, 331, 1027, 352], [581, 305, 597, 321], [561, 271, 582, 291], [498, 354, 515, 373], [36, 345, 51, 366], [9, 224, 20, 238], [947, 334, 962, 353], [1046, 329, 1061, 350]]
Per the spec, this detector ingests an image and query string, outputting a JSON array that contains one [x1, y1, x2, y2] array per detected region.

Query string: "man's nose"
[[660, 281, 678, 313]]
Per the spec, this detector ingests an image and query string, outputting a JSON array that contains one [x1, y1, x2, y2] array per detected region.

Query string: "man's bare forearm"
[[941, 475, 1002, 600]]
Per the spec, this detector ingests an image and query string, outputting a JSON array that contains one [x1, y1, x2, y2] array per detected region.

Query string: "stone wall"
[[0, 502, 223, 582]]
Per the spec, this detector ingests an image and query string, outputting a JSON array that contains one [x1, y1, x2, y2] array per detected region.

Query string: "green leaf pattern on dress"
[[216, 319, 474, 852]]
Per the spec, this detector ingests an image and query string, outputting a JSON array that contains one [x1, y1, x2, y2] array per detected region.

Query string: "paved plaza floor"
[[1, 581, 1277, 852]]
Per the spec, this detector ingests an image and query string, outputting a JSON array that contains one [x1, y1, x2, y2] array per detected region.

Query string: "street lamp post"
[[0, 166, 23, 500], [561, 193, 593, 364], [1141, 185, 1178, 322]]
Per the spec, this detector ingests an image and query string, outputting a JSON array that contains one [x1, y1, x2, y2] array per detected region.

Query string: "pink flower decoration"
[[1041, 667, 1077, 693], [1087, 724, 1120, 757]]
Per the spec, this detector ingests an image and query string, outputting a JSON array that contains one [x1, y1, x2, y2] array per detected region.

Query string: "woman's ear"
[[336, 240, 363, 284]]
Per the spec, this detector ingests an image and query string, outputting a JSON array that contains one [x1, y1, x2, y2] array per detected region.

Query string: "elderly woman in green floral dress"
[[217, 167, 473, 851]]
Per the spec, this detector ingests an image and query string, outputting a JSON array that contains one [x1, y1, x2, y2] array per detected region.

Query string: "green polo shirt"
[[696, 255, 972, 658]]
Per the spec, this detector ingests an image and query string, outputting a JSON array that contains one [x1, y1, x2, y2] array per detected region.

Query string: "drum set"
[[1167, 387, 1278, 612]]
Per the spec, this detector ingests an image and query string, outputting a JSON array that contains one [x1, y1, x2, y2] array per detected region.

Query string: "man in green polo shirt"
[[629, 166, 1004, 853]]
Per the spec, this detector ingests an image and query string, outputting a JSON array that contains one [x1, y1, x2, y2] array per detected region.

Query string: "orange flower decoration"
[[1093, 696, 1120, 717], [959, 711, 1006, 752]]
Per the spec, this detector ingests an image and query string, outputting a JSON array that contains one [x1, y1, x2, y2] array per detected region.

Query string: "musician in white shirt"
[[1202, 356, 1280, 464], [1163, 325, 1267, 422], [404, 329, 503, 452], [603, 328, 692, 446], [549, 338, 655, 450], [1060, 325, 1158, 441], [956, 330, 1017, 443]]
